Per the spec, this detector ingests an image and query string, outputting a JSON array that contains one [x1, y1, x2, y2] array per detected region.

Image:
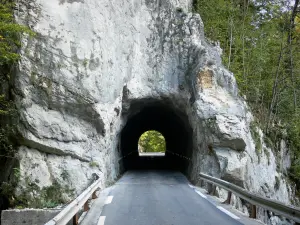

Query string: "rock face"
[[12, 0, 295, 223]]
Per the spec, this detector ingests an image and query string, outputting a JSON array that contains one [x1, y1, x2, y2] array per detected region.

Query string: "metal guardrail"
[[44, 174, 101, 225], [199, 173, 300, 223]]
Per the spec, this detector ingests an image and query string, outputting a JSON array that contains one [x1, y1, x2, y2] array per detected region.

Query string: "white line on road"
[[195, 190, 207, 199], [217, 206, 240, 220], [105, 196, 114, 204], [78, 212, 87, 224], [188, 184, 194, 189], [97, 216, 106, 225]]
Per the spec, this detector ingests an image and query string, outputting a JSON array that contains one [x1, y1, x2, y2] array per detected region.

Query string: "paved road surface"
[[98, 170, 243, 225]]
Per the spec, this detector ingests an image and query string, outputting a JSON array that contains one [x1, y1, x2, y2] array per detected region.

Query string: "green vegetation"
[[83, 58, 89, 68], [16, 179, 75, 208], [250, 122, 262, 162], [264, 148, 271, 165], [274, 175, 280, 190], [138, 130, 166, 153], [0, 0, 34, 156], [194, 0, 300, 188], [0, 0, 34, 209], [60, 169, 69, 181], [2, 169, 74, 209], [89, 161, 99, 168]]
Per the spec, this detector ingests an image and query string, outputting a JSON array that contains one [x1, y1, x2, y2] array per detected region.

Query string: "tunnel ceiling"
[[120, 101, 193, 171]]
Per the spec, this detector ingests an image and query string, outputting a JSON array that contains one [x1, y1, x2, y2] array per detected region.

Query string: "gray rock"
[[1, 209, 60, 225], [8, 1, 296, 224]]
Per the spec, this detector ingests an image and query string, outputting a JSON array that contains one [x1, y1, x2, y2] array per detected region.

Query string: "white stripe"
[[78, 212, 87, 224], [195, 190, 207, 199], [217, 206, 240, 220], [97, 216, 106, 225], [105, 196, 114, 204], [188, 184, 194, 189]]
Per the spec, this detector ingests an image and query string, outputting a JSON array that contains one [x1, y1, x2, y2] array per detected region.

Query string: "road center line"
[[105, 196, 114, 204], [195, 190, 207, 199], [217, 206, 240, 220], [97, 216, 106, 225]]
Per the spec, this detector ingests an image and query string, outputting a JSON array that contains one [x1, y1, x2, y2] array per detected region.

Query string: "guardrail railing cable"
[[165, 150, 192, 161], [199, 173, 300, 224], [117, 150, 136, 161]]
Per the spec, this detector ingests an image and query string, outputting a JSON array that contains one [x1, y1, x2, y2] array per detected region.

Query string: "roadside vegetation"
[[0, 0, 34, 210], [193, 0, 300, 191]]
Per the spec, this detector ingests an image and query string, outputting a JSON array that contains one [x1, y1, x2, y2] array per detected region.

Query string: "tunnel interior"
[[120, 101, 193, 171]]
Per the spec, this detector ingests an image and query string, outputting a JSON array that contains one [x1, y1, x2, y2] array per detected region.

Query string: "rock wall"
[[11, 0, 295, 222]]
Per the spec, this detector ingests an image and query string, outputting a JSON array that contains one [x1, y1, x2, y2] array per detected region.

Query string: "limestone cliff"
[[10, 0, 296, 223]]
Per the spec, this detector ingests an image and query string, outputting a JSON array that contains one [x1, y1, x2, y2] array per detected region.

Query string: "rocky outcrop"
[[11, 0, 295, 223]]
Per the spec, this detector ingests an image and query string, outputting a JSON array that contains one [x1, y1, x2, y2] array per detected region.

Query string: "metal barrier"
[[199, 173, 300, 223], [44, 174, 101, 225]]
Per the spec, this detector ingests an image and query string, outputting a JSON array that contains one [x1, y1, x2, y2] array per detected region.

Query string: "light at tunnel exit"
[[120, 102, 193, 170], [138, 130, 166, 156]]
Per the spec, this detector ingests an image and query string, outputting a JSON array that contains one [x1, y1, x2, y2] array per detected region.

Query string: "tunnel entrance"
[[138, 130, 166, 156], [120, 101, 193, 171]]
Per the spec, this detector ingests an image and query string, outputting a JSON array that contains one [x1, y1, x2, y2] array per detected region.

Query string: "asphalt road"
[[99, 170, 243, 225]]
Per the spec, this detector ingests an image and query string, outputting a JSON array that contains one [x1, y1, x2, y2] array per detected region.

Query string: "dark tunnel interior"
[[120, 101, 193, 171]]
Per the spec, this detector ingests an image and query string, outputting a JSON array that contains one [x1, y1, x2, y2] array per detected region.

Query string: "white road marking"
[[78, 212, 87, 224], [105, 196, 114, 204], [195, 190, 207, 199], [97, 216, 106, 225], [188, 184, 194, 189], [217, 206, 240, 220]]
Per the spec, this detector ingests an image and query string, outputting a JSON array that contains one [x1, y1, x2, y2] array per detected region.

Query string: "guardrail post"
[[73, 213, 79, 225], [223, 191, 232, 204], [208, 183, 216, 195], [250, 204, 257, 219], [84, 201, 90, 212], [200, 179, 204, 187], [92, 191, 97, 199]]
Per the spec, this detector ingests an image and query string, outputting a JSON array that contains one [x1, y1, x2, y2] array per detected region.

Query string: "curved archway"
[[120, 100, 193, 171]]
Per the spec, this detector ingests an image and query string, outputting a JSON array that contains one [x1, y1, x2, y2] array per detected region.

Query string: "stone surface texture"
[[10, 0, 296, 224], [1, 209, 60, 225]]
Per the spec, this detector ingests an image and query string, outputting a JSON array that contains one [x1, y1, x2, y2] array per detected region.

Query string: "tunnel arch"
[[120, 100, 193, 171]]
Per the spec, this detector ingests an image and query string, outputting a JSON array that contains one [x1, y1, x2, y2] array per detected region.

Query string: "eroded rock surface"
[[12, 0, 295, 223]]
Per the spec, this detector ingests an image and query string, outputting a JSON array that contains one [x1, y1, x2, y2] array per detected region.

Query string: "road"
[[96, 170, 243, 225]]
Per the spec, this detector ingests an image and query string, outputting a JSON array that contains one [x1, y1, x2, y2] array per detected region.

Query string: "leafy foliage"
[[138, 130, 166, 153], [14, 178, 74, 208], [0, 0, 33, 155], [194, 0, 300, 187], [0, 1, 33, 67], [0, 0, 34, 153], [0, 0, 34, 209]]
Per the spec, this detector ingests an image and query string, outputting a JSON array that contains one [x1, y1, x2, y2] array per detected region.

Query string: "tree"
[[138, 131, 166, 153], [0, 0, 34, 210], [0, 0, 33, 156], [194, 0, 300, 190]]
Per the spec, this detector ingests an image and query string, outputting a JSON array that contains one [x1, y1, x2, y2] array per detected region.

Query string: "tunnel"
[[120, 100, 193, 171]]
